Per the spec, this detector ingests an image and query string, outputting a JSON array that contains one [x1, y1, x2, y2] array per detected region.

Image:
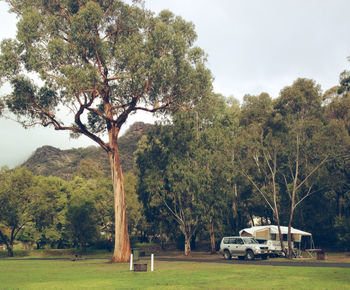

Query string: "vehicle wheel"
[[238, 256, 245, 260], [245, 250, 255, 260], [224, 250, 232, 260], [261, 254, 269, 260]]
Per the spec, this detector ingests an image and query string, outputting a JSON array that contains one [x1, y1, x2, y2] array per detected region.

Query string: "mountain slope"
[[22, 122, 152, 179]]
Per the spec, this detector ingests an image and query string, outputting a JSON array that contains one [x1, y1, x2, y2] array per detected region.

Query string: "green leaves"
[[6, 76, 57, 123], [276, 78, 323, 120], [70, 2, 103, 56], [0, 39, 21, 80], [6, 76, 36, 114], [60, 65, 101, 94], [16, 8, 44, 45], [66, 195, 99, 249], [0, 167, 35, 249]]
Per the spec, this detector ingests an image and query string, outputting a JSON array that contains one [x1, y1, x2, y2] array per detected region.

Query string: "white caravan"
[[239, 225, 313, 256]]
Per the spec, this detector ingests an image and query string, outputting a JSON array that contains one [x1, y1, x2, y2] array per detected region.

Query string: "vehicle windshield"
[[243, 237, 259, 244]]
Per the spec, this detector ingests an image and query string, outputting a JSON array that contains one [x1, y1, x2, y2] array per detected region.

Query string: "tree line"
[[1, 74, 349, 257], [0, 163, 144, 257], [136, 76, 350, 257]]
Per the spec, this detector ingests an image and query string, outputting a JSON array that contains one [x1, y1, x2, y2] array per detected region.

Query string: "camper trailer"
[[239, 225, 312, 256]]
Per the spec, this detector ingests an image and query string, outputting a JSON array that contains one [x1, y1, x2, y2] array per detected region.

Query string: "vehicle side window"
[[223, 238, 229, 244], [229, 238, 236, 244], [237, 238, 243, 244]]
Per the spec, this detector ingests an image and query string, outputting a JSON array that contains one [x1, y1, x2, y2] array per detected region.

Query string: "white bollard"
[[151, 253, 154, 272], [130, 253, 133, 271]]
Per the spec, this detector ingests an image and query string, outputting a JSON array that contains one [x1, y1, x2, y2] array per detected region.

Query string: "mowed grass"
[[0, 259, 350, 289]]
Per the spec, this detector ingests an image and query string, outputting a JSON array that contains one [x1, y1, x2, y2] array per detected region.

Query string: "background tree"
[[237, 81, 329, 258], [238, 92, 288, 252], [276, 78, 328, 258], [30, 175, 68, 249], [320, 72, 350, 250], [195, 94, 241, 253], [0, 1, 211, 262], [124, 172, 145, 237], [66, 195, 99, 253], [136, 113, 206, 256], [0, 167, 35, 256]]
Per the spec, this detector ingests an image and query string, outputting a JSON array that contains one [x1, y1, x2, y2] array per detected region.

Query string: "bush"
[[334, 217, 350, 251]]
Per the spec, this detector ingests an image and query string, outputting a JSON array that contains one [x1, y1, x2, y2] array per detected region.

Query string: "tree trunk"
[[249, 212, 255, 226], [232, 183, 239, 233], [0, 231, 13, 257], [7, 244, 14, 257], [287, 206, 295, 260], [209, 216, 216, 254], [275, 212, 286, 255], [109, 139, 131, 262], [184, 232, 191, 256], [273, 188, 286, 255], [338, 193, 343, 218]]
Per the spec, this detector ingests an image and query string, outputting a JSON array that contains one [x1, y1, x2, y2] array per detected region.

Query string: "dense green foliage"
[[0, 166, 143, 255], [136, 77, 350, 254]]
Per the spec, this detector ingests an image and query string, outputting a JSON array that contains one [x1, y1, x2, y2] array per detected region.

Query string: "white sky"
[[1, 0, 350, 168]]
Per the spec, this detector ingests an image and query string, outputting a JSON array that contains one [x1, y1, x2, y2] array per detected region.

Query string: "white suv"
[[219, 236, 270, 260]]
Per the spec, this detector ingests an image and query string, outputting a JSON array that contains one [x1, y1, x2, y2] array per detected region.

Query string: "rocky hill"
[[22, 122, 152, 179]]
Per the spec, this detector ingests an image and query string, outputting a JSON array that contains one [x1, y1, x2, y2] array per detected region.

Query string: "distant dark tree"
[[66, 196, 99, 253]]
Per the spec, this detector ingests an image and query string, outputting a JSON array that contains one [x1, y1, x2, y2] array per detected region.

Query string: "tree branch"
[[294, 185, 313, 209], [241, 168, 274, 212], [107, 75, 131, 81], [295, 155, 328, 191], [163, 199, 183, 226], [283, 174, 292, 200]]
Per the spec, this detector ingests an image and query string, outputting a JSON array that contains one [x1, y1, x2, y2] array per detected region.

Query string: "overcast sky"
[[1, 0, 350, 168]]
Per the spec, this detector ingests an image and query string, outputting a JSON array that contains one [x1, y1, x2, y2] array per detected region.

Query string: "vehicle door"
[[227, 238, 243, 256], [235, 238, 246, 255], [226, 238, 237, 255]]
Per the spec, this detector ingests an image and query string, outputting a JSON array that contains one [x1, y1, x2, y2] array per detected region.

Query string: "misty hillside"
[[22, 122, 152, 179]]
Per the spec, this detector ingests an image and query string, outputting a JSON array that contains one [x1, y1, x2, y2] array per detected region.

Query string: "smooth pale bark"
[[287, 206, 295, 259], [270, 160, 286, 255], [209, 216, 216, 254], [184, 233, 192, 256], [275, 213, 286, 255], [108, 128, 131, 262], [233, 183, 239, 233]]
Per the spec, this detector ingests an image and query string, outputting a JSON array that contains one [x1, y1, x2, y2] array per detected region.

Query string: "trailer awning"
[[239, 225, 312, 237]]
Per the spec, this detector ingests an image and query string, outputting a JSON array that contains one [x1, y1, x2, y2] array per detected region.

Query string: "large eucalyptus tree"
[[0, 0, 211, 262]]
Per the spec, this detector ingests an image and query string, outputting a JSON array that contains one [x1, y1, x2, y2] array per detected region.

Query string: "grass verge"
[[0, 259, 349, 289]]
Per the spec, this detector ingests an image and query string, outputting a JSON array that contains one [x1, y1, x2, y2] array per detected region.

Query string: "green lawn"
[[0, 259, 349, 289]]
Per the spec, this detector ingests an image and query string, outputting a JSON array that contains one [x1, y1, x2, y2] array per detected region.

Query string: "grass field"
[[1, 258, 350, 289]]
